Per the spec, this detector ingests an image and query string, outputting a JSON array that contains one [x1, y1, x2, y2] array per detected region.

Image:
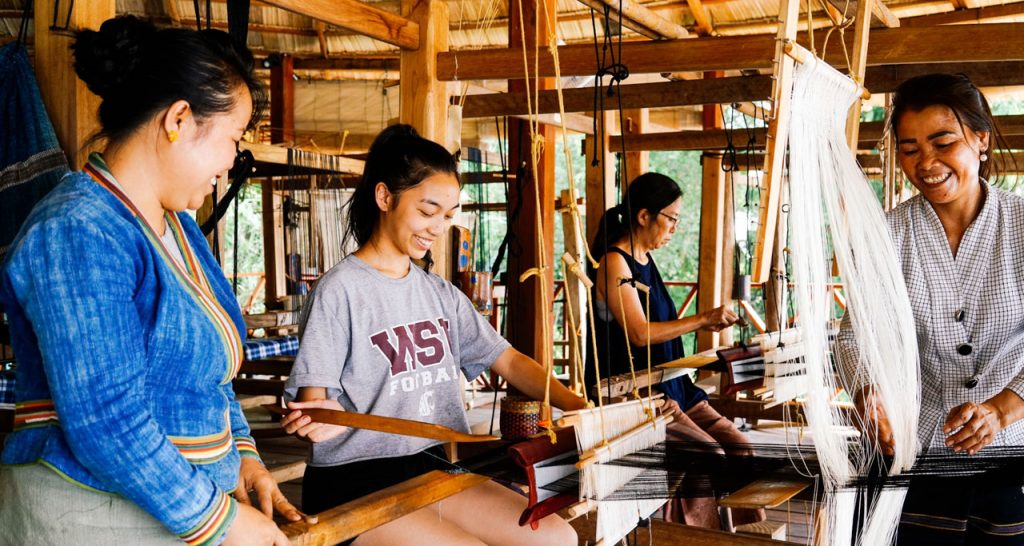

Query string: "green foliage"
[[220, 183, 266, 314]]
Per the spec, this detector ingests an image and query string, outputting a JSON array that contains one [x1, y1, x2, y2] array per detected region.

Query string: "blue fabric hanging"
[[0, 42, 69, 261]]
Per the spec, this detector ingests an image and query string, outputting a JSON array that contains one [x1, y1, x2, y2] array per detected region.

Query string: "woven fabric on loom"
[[243, 335, 299, 361], [1, 369, 15, 409]]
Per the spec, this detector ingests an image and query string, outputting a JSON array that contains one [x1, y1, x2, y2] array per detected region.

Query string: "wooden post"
[[559, 189, 587, 393], [697, 151, 727, 352], [622, 109, 649, 187], [584, 111, 617, 247], [504, 0, 556, 365], [400, 0, 451, 279], [752, 0, 800, 284], [262, 180, 287, 309], [270, 54, 295, 145], [845, 0, 874, 150], [763, 208, 788, 332], [697, 89, 730, 351], [33, 0, 115, 168]]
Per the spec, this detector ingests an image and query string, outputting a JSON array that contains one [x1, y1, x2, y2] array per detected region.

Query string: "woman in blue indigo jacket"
[[0, 16, 299, 546]]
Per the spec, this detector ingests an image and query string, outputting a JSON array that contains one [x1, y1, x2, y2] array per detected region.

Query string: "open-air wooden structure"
[[5, 0, 1024, 543]]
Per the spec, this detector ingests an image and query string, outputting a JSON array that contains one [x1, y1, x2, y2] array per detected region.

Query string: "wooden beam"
[[573, 0, 689, 39], [830, 0, 901, 28], [903, 2, 1024, 26], [512, 113, 595, 134], [845, 0, 873, 150], [282, 471, 489, 544], [33, 0, 115, 168], [400, 0, 451, 278], [872, 0, 901, 28], [464, 60, 1024, 119], [241, 142, 365, 174], [610, 128, 767, 151], [463, 76, 773, 118], [270, 54, 295, 145], [315, 21, 329, 58], [608, 115, 1024, 152], [293, 57, 401, 71], [437, 23, 1024, 80], [687, 0, 717, 36], [261, 0, 420, 50]]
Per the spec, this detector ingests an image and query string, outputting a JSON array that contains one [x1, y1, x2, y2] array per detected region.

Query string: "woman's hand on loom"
[[235, 457, 303, 522], [944, 390, 1024, 455], [223, 503, 291, 546], [699, 305, 739, 332], [854, 386, 896, 457], [282, 400, 348, 443]]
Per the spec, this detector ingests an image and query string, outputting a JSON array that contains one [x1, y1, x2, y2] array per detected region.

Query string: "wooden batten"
[[33, 0, 116, 168], [261, 0, 420, 50], [282, 471, 488, 545]]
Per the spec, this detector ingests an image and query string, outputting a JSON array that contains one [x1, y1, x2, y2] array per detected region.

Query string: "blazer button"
[[957, 343, 973, 356], [965, 377, 979, 389]]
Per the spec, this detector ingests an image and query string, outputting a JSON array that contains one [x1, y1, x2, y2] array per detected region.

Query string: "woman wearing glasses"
[[586, 172, 760, 529]]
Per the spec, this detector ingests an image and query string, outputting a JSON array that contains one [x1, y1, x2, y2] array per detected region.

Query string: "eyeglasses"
[[659, 212, 680, 228]]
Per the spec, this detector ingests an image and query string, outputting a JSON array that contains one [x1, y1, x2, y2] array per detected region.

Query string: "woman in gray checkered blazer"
[[837, 73, 1024, 545]]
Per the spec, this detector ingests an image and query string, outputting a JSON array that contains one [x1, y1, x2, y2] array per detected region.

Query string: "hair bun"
[[72, 16, 156, 98]]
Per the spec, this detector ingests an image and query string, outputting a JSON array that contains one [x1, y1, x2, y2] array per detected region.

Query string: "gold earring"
[[168, 130, 179, 143]]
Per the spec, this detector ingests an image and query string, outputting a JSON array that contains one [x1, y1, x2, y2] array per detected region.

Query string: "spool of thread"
[[732, 274, 751, 301]]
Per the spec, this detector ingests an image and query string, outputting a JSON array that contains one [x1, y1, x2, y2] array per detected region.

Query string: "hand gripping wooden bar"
[[263, 405, 500, 443]]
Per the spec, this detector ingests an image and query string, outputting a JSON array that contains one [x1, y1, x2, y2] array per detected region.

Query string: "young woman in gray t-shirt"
[[281, 124, 586, 546]]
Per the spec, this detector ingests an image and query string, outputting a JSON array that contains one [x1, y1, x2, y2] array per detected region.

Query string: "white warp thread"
[[787, 57, 920, 546]]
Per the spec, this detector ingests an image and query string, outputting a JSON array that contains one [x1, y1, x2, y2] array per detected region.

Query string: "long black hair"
[[589, 172, 683, 272], [72, 15, 266, 146], [891, 73, 1008, 182], [344, 124, 459, 269]]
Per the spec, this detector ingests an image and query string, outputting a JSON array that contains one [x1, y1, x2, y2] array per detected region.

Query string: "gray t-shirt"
[[284, 255, 510, 465]]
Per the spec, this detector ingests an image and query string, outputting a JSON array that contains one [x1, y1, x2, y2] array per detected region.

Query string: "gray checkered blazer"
[[837, 183, 1024, 451]]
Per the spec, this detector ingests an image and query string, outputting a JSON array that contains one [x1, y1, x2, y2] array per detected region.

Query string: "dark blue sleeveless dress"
[[584, 247, 708, 410]]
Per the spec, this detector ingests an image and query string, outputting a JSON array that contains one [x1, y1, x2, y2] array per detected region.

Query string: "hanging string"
[[17, 1, 31, 45]]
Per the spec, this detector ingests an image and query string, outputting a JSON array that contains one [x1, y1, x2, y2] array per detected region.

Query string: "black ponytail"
[[589, 172, 682, 275], [344, 124, 459, 270]]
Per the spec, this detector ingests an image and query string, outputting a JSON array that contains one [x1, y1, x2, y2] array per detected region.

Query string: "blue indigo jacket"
[[1, 165, 259, 546]]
